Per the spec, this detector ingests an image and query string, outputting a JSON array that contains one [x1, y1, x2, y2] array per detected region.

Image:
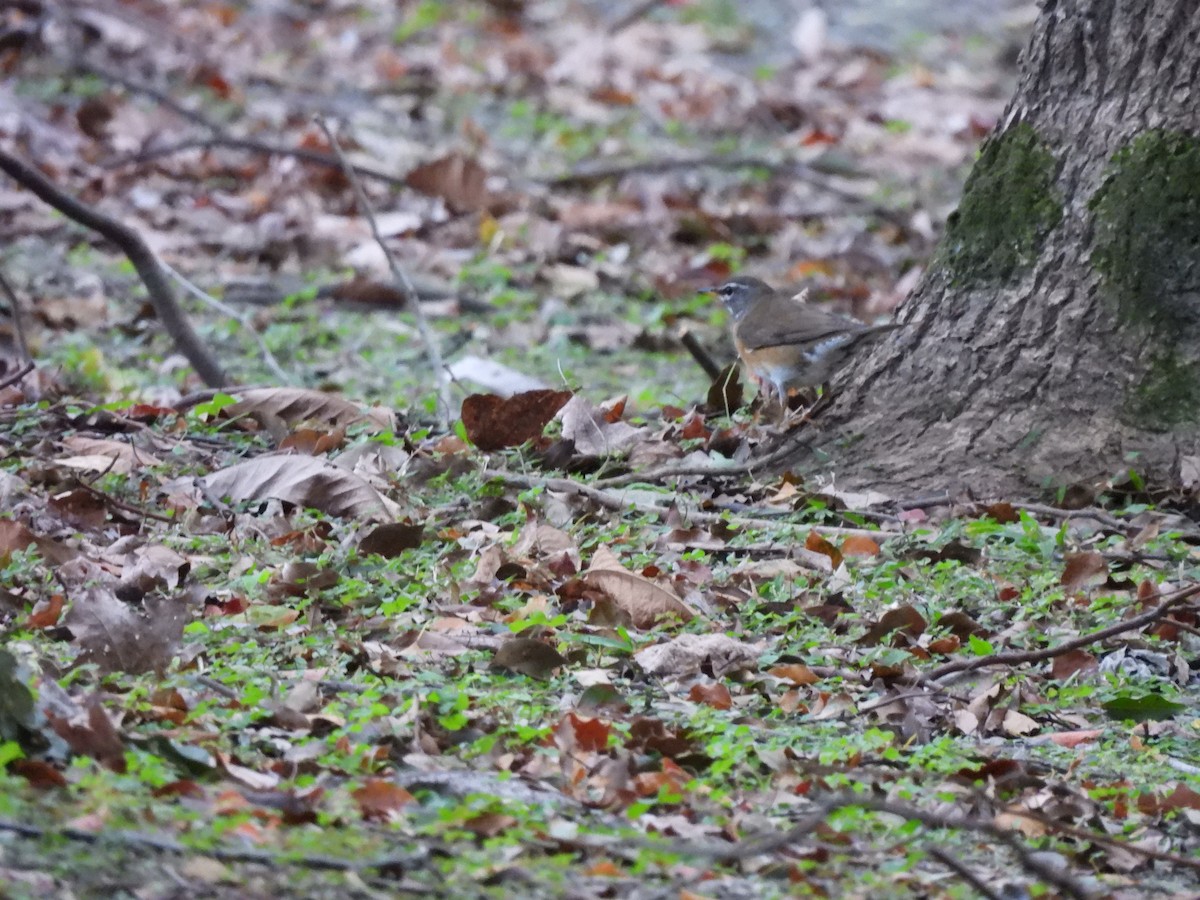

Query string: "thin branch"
[[608, 0, 668, 34], [539, 155, 913, 232], [0, 360, 34, 391], [0, 267, 31, 363], [1010, 808, 1200, 873], [0, 817, 424, 875], [314, 117, 451, 428], [0, 148, 226, 387], [678, 327, 724, 381], [71, 57, 219, 132], [490, 469, 899, 541], [924, 582, 1200, 683], [156, 258, 294, 385], [104, 135, 410, 190], [926, 847, 1007, 900]]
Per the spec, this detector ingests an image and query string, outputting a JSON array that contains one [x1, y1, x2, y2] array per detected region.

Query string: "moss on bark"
[[1091, 130, 1200, 428], [1089, 129, 1200, 329], [938, 123, 1062, 287]]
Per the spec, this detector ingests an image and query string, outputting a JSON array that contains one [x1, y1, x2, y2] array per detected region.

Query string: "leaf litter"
[[0, 1, 1198, 898]]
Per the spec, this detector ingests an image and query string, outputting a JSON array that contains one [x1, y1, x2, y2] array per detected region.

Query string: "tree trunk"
[[805, 0, 1200, 499]]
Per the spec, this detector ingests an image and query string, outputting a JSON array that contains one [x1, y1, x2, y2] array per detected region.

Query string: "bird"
[[706, 276, 899, 412]]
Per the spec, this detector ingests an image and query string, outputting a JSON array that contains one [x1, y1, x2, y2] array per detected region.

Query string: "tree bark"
[[805, 0, 1200, 498]]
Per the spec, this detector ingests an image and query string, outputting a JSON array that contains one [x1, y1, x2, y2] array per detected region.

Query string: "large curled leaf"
[[224, 388, 395, 432], [200, 455, 401, 520]]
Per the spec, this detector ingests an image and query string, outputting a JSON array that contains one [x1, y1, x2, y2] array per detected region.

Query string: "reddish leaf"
[[561, 712, 611, 753], [11, 759, 68, 789], [358, 521, 425, 557], [806, 531, 843, 569], [688, 682, 732, 710], [352, 779, 415, 822], [405, 152, 490, 213], [46, 702, 126, 773], [769, 664, 820, 686], [1060, 552, 1107, 593], [840, 535, 880, 557], [857, 605, 927, 646], [1050, 648, 1099, 680], [461, 390, 573, 451]]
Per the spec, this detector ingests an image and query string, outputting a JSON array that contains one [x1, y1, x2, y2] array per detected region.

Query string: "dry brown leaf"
[[461, 390, 572, 450], [1060, 551, 1108, 594], [224, 388, 394, 433], [405, 152, 490, 213], [688, 682, 733, 710], [58, 436, 163, 473], [64, 586, 187, 675], [634, 634, 754, 677], [201, 455, 400, 520], [557, 395, 643, 458], [857, 604, 927, 646], [769, 663, 821, 685], [584, 545, 696, 629], [359, 521, 425, 557], [491, 637, 567, 680]]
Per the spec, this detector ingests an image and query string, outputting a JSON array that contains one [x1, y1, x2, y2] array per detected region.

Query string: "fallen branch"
[[314, 117, 452, 429], [491, 469, 900, 541], [104, 135, 409, 190], [540, 155, 914, 233], [925, 582, 1200, 683], [0, 148, 226, 387], [0, 817, 425, 876], [0, 267, 31, 364]]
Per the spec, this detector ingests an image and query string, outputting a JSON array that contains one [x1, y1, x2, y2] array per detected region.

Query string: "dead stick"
[[314, 118, 451, 428], [0, 818, 423, 875], [104, 136, 409, 190], [678, 327, 723, 381], [0, 268, 31, 363], [0, 149, 226, 387], [925, 582, 1200, 682]]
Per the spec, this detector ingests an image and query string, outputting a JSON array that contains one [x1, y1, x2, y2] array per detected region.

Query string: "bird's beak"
[[698, 286, 718, 296]]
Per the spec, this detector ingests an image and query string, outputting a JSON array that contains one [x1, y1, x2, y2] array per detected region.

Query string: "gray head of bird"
[[705, 276, 778, 322]]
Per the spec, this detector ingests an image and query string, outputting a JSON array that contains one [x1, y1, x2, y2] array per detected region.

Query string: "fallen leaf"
[[584, 546, 696, 629], [352, 779, 416, 822], [1060, 551, 1107, 594], [461, 390, 572, 450], [491, 637, 567, 679]]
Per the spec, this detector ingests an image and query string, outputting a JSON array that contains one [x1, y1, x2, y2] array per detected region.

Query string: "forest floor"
[[1, 1, 1199, 898]]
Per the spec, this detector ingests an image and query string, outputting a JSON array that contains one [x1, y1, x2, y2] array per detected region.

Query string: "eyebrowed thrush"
[[707, 276, 899, 410]]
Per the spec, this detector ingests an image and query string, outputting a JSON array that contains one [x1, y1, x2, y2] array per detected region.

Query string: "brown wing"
[[735, 297, 866, 351]]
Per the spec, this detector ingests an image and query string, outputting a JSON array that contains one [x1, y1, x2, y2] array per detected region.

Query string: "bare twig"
[[0, 360, 34, 391], [608, 0, 668, 34], [0, 268, 31, 363], [0, 148, 226, 387], [924, 582, 1200, 683], [926, 847, 1007, 900], [0, 817, 424, 875], [314, 117, 451, 428], [156, 258, 293, 384], [1009, 808, 1200, 873], [74, 476, 175, 524], [678, 327, 724, 381], [104, 135, 410, 190], [490, 469, 898, 541], [539, 155, 912, 233]]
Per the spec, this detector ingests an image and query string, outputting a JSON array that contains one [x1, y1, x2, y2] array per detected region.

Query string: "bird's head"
[[704, 276, 774, 321]]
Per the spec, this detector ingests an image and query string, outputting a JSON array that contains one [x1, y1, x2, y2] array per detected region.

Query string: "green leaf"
[[967, 634, 993, 656], [1102, 692, 1186, 723]]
